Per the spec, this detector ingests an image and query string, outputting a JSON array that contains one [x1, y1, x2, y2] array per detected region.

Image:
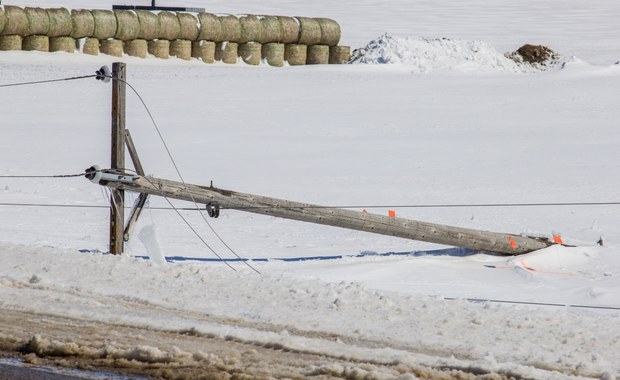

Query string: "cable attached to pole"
[[112, 77, 261, 274]]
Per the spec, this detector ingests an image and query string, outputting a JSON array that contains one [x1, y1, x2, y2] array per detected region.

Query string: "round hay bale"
[[197, 13, 222, 42], [100, 38, 123, 57], [316, 18, 340, 46], [259, 16, 282, 44], [278, 16, 299, 44], [285, 43, 306, 66], [0, 8, 6, 36], [177, 13, 198, 41], [25, 7, 49, 36], [239, 15, 260, 44], [71, 10, 94, 39], [306, 44, 329, 65], [297, 17, 321, 46], [261, 42, 284, 67], [191, 40, 215, 63], [82, 37, 99, 55], [114, 10, 139, 41], [0, 35, 22, 51], [124, 39, 147, 58], [92, 10, 117, 40], [158, 12, 180, 41], [218, 15, 241, 43], [215, 41, 238, 64], [49, 36, 75, 53], [239, 42, 261, 65], [135, 10, 159, 41], [148, 39, 169, 59], [3, 6, 29, 37], [47, 8, 72, 37], [329, 45, 350, 64], [23, 35, 49, 52], [170, 39, 191, 60]]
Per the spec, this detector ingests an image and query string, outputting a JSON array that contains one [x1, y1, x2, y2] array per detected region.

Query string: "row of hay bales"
[[0, 6, 351, 65]]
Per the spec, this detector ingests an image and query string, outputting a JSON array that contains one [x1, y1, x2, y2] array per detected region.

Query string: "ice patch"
[[350, 34, 557, 73], [138, 224, 167, 264]]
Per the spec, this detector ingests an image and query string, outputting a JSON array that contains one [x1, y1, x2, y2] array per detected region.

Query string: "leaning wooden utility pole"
[[109, 62, 126, 255], [92, 171, 555, 255]]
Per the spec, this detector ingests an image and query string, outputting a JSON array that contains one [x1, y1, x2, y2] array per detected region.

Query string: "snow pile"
[[349, 34, 558, 73]]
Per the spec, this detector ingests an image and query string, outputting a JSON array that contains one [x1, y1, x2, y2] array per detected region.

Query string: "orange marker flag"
[[553, 233, 563, 245], [508, 236, 518, 250], [388, 210, 396, 218]]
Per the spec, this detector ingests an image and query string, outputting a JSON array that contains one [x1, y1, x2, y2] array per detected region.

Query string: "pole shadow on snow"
[[122, 246, 488, 263]]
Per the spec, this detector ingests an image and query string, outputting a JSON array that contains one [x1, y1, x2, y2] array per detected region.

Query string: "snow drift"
[[349, 34, 564, 73]]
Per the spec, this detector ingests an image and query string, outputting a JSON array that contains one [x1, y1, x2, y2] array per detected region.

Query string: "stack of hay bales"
[[0, 6, 352, 66]]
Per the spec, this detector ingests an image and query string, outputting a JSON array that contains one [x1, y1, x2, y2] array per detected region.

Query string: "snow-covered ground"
[[1, 0, 620, 378]]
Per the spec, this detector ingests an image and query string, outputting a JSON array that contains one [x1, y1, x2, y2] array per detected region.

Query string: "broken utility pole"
[[91, 170, 554, 255]]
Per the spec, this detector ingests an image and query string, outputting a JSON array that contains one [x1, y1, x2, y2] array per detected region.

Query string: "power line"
[[0, 172, 92, 179], [0, 74, 97, 88], [447, 297, 620, 311], [1, 200, 619, 210]]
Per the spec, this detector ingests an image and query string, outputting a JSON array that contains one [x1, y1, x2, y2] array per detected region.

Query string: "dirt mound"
[[506, 44, 560, 69]]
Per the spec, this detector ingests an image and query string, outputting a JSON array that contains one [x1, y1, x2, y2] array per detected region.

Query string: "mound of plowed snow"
[[349, 34, 559, 73]]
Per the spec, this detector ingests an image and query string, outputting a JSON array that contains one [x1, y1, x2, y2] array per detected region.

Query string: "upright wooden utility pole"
[[110, 62, 126, 254]]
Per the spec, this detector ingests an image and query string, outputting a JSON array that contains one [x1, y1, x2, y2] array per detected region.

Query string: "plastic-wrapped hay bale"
[[47, 8, 72, 37], [239, 15, 260, 44], [23, 35, 49, 51], [3, 6, 29, 37], [278, 16, 299, 44], [0, 8, 6, 36], [197, 13, 222, 42], [92, 10, 117, 40], [82, 37, 99, 55], [192, 40, 215, 63], [177, 13, 198, 41], [218, 15, 241, 43], [307, 44, 329, 64], [25, 7, 49, 36], [50, 37, 75, 53], [329, 45, 350, 64], [259, 16, 282, 44], [261, 43, 284, 67], [158, 12, 180, 41], [316, 18, 340, 46], [239, 42, 261, 65], [0, 35, 22, 50], [71, 10, 94, 39], [136, 10, 159, 40], [170, 39, 191, 60], [285, 44, 306, 66], [114, 10, 139, 41], [215, 41, 237, 64], [124, 39, 147, 58], [148, 39, 169, 59], [297, 17, 321, 46], [100, 39, 123, 57]]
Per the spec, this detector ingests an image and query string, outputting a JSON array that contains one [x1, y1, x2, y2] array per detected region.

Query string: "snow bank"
[[349, 34, 562, 73], [0, 244, 618, 377]]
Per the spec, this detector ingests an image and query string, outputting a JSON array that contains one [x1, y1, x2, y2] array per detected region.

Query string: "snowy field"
[[1, 0, 620, 378]]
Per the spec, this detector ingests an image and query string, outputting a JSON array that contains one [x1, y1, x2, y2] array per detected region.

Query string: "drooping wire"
[[114, 78, 260, 274], [121, 169, 237, 272], [0, 74, 97, 88]]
